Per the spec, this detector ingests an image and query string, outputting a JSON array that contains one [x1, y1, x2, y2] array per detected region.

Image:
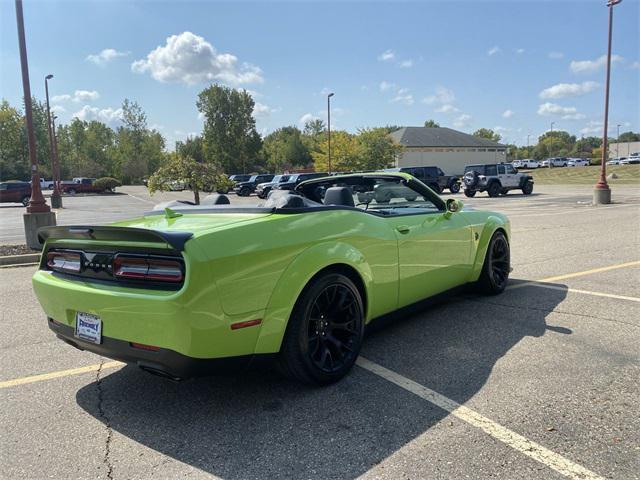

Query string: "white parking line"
[[526, 283, 640, 302], [125, 192, 155, 204], [357, 357, 605, 480]]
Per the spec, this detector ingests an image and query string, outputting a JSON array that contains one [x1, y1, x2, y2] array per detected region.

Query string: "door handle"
[[396, 225, 410, 234]]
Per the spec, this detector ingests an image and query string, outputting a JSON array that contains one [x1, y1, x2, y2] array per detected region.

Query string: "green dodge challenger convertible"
[[33, 172, 510, 384]]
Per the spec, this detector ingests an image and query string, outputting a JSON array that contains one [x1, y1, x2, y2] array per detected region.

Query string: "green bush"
[[94, 177, 122, 192]]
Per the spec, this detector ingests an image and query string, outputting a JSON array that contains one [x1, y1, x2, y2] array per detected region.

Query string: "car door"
[[385, 210, 474, 307], [503, 164, 519, 187]]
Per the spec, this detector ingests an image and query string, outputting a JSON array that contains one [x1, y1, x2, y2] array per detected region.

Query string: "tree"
[[303, 119, 325, 137], [618, 131, 640, 143], [312, 131, 360, 172], [197, 85, 262, 174], [536, 130, 575, 158], [147, 153, 232, 205], [262, 126, 311, 172], [356, 128, 403, 170], [115, 99, 149, 183], [0, 100, 28, 180], [424, 120, 440, 128], [176, 135, 204, 164], [473, 128, 501, 143]]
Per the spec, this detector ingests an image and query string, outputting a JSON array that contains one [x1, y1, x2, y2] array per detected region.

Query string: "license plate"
[[75, 312, 102, 344]]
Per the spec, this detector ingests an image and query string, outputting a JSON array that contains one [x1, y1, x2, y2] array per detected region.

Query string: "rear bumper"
[[47, 318, 270, 379]]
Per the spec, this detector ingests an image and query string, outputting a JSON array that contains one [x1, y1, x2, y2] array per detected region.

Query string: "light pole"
[[549, 122, 555, 168], [594, 0, 622, 205], [616, 123, 621, 157], [15, 0, 56, 248], [52, 114, 61, 194], [327, 92, 334, 174], [45, 74, 62, 208]]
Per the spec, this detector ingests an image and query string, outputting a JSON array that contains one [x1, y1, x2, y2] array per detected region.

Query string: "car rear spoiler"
[[37, 226, 193, 252]]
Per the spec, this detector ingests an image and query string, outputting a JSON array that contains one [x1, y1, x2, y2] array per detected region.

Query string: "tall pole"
[[616, 123, 621, 157], [52, 115, 61, 192], [549, 122, 555, 168], [527, 134, 531, 158], [15, 0, 49, 213], [594, 0, 621, 205], [327, 92, 334, 174], [45, 74, 62, 208]]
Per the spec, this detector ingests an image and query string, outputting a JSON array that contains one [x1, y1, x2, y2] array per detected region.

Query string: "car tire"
[[476, 230, 510, 295], [68, 188, 77, 195], [21, 195, 30, 207], [487, 182, 501, 198], [278, 272, 365, 385], [449, 182, 460, 194], [463, 189, 476, 198], [522, 181, 534, 195], [500, 188, 509, 195], [239, 187, 251, 197]]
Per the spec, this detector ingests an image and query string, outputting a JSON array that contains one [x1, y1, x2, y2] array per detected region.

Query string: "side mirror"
[[446, 198, 463, 214]]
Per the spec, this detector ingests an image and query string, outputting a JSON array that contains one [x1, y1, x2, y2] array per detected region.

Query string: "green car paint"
[[32, 172, 509, 373]]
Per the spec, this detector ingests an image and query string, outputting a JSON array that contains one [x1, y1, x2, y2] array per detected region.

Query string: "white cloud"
[[487, 46, 501, 56], [548, 51, 564, 60], [539, 81, 599, 99], [453, 114, 472, 128], [379, 80, 396, 92], [378, 49, 395, 62], [72, 105, 123, 125], [570, 54, 623, 74], [630, 61, 640, 70], [502, 109, 514, 118], [253, 102, 280, 118], [299, 112, 320, 126], [435, 104, 459, 114], [131, 31, 263, 85], [422, 86, 455, 105], [399, 59, 414, 68], [580, 120, 630, 135], [537, 102, 577, 116], [561, 113, 586, 121], [86, 48, 129, 66], [51, 105, 66, 114], [391, 88, 414, 106], [515, 48, 525, 55], [52, 90, 100, 103], [319, 87, 334, 96]]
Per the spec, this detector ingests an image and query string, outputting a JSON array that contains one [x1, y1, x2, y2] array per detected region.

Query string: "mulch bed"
[[0, 244, 40, 256]]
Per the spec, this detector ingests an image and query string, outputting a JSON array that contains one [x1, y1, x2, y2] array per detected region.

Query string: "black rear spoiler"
[[37, 226, 193, 252]]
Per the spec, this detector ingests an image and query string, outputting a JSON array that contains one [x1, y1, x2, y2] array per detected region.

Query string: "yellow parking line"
[[0, 361, 123, 389], [357, 357, 604, 480], [509, 259, 640, 290]]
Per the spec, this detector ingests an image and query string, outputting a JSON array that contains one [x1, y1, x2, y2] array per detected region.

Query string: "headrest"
[[323, 187, 355, 207], [201, 194, 230, 205], [261, 190, 305, 209]]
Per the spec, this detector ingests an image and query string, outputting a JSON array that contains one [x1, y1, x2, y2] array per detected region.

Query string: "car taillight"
[[47, 251, 82, 273], [113, 256, 183, 282]]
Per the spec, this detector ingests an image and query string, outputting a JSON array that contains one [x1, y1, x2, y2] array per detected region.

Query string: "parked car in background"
[[272, 172, 329, 191], [541, 157, 569, 167], [606, 157, 626, 165], [31, 178, 54, 189], [228, 174, 252, 184], [384, 166, 460, 193], [512, 159, 540, 169], [61, 177, 114, 195], [462, 163, 534, 197], [256, 174, 290, 199], [567, 158, 590, 167], [620, 157, 640, 165], [233, 174, 275, 196], [0, 181, 32, 206]]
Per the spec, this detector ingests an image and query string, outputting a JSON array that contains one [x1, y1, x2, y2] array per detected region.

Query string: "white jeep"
[[462, 163, 534, 198]]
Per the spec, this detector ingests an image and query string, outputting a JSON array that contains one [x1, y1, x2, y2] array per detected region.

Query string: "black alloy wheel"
[[239, 186, 251, 197], [522, 181, 533, 195], [279, 273, 364, 384], [487, 182, 501, 197], [449, 182, 460, 194], [464, 189, 476, 198], [477, 231, 510, 294], [21, 196, 30, 207]]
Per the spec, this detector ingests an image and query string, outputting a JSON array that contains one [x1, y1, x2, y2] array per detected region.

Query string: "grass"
[[519, 165, 640, 185]]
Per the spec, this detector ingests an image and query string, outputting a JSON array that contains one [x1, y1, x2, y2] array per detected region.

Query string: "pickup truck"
[[384, 166, 460, 193], [33, 178, 55, 189], [61, 178, 106, 195]]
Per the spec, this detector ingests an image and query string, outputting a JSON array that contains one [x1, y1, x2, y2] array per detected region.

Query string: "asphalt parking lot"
[[1, 185, 639, 479]]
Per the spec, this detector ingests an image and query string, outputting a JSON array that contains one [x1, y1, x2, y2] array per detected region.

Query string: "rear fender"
[[469, 216, 510, 281], [253, 241, 373, 354]]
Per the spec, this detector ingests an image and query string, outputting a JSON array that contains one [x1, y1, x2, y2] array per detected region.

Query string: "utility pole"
[[15, 0, 56, 248], [594, 0, 622, 205], [327, 92, 334, 174]]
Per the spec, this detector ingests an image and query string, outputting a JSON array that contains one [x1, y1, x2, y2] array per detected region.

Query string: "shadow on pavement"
[[76, 281, 568, 479]]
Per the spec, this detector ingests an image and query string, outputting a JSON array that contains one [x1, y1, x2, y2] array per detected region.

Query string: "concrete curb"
[[0, 253, 41, 266]]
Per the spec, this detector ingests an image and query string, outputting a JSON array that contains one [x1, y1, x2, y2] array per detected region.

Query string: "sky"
[[1, 0, 639, 148]]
